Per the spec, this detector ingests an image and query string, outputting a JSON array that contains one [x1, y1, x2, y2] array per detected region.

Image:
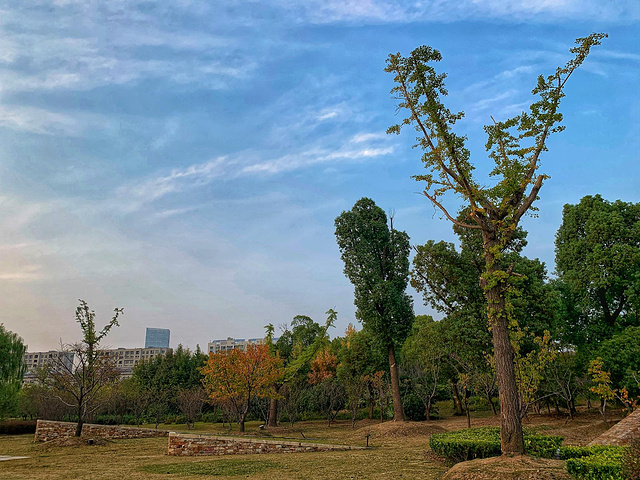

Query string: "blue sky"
[[1, 0, 638, 351]]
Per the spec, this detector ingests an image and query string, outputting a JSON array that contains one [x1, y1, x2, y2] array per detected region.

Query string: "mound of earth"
[[441, 455, 570, 480], [350, 421, 446, 441]]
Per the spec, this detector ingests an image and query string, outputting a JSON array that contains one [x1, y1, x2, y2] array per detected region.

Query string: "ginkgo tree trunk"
[[385, 33, 606, 454]]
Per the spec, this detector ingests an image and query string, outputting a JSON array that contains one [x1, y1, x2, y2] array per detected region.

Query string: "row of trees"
[[333, 193, 640, 427], [6, 213, 639, 433]]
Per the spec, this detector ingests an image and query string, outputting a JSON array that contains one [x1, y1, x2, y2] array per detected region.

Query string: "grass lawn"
[[0, 409, 617, 480]]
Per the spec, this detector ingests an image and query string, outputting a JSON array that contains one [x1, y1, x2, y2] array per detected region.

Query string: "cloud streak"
[[274, 0, 639, 24], [117, 131, 394, 210]]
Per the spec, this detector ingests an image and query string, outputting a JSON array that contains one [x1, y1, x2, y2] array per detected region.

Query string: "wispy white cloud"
[[0, 265, 45, 282], [114, 124, 395, 212], [240, 146, 393, 175], [470, 90, 517, 112], [154, 206, 202, 219], [0, 104, 105, 136], [0, 3, 256, 97], [273, 0, 639, 23], [351, 132, 386, 143], [116, 156, 232, 210], [317, 110, 339, 120], [596, 49, 640, 62]]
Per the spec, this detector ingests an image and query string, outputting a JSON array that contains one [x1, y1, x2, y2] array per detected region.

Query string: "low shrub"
[[428, 427, 563, 463], [565, 448, 626, 480], [557, 445, 622, 460], [403, 394, 427, 422], [94, 414, 142, 426], [163, 415, 186, 425], [0, 420, 37, 435], [201, 412, 221, 423]]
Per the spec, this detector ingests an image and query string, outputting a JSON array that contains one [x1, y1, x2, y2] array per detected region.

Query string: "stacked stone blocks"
[[167, 432, 365, 456], [34, 420, 168, 442], [589, 409, 640, 446]]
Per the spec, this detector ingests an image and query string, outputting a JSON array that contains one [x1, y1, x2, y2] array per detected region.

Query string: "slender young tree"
[[385, 34, 606, 453], [335, 197, 414, 421], [49, 300, 123, 436]]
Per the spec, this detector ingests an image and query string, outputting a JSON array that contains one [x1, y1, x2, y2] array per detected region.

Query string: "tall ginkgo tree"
[[385, 33, 606, 453]]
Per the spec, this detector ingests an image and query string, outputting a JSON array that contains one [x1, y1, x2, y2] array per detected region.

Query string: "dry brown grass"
[[0, 410, 621, 480]]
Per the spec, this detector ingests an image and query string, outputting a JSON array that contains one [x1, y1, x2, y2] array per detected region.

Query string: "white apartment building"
[[207, 337, 266, 354], [103, 347, 170, 377], [22, 350, 75, 383]]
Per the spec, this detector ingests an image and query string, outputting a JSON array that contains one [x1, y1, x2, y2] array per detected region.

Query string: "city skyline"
[[1, 1, 638, 351]]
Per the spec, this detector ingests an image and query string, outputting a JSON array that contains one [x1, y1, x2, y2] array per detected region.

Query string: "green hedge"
[[557, 445, 624, 460], [0, 420, 37, 435], [428, 427, 563, 463], [565, 447, 626, 480]]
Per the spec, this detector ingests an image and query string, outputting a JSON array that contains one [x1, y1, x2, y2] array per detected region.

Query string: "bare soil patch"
[[441, 455, 571, 480], [350, 420, 446, 441]]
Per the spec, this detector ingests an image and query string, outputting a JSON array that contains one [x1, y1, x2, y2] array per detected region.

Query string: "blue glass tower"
[[145, 328, 170, 348]]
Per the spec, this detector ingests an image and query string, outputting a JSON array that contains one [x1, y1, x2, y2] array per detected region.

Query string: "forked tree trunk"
[[483, 242, 525, 455], [388, 344, 404, 422]]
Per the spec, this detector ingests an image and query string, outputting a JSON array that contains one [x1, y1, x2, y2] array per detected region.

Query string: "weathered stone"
[[589, 409, 640, 446], [34, 420, 168, 442], [167, 432, 366, 456]]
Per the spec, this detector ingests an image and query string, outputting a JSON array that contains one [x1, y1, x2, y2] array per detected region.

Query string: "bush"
[[557, 445, 623, 460], [566, 448, 626, 480], [403, 394, 426, 422], [557, 445, 627, 480], [428, 427, 563, 463], [0, 420, 37, 435], [201, 411, 221, 423], [622, 435, 640, 480], [164, 415, 186, 425]]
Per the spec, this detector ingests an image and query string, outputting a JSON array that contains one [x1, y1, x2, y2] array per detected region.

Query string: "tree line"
[[3, 196, 639, 434]]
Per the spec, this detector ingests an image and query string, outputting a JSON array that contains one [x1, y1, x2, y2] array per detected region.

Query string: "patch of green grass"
[[141, 459, 280, 477]]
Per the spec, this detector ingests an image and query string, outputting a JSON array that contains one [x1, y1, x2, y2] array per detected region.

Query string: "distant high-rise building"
[[145, 327, 170, 348]]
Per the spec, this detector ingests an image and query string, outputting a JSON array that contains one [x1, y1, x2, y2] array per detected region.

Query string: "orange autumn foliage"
[[200, 344, 284, 431], [308, 350, 338, 385]]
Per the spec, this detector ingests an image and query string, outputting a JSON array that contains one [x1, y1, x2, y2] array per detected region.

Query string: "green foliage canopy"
[[597, 326, 640, 397], [132, 344, 207, 410], [555, 194, 640, 348], [0, 324, 26, 418], [334, 197, 414, 350]]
